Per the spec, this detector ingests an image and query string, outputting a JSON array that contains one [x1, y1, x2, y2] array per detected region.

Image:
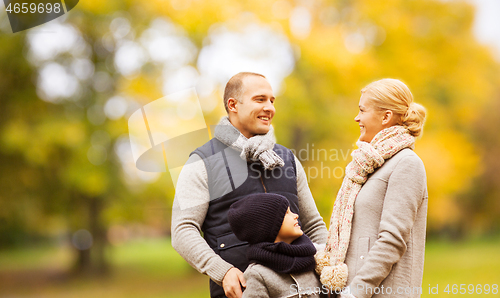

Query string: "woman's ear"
[[381, 110, 394, 126], [227, 98, 238, 113]]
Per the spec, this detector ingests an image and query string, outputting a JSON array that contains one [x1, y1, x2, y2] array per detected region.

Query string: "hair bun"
[[402, 102, 426, 137]]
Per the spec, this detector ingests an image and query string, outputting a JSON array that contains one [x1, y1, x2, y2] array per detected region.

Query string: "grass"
[[0, 238, 210, 298], [0, 236, 499, 297], [422, 236, 500, 296]]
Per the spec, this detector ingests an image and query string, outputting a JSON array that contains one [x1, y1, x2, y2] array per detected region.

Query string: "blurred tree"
[[270, 0, 500, 236], [0, 31, 45, 247], [0, 4, 175, 274], [459, 89, 500, 236]]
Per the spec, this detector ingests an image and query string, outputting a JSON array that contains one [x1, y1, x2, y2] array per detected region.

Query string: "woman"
[[316, 79, 428, 298]]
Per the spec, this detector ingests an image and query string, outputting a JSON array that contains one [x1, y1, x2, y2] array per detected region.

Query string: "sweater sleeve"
[[242, 267, 270, 298], [348, 155, 426, 298], [171, 153, 234, 286], [294, 155, 328, 245]]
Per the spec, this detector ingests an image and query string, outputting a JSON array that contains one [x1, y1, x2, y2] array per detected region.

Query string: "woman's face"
[[354, 93, 386, 143]]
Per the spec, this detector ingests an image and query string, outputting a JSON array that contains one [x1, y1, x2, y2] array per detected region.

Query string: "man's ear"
[[227, 98, 238, 113]]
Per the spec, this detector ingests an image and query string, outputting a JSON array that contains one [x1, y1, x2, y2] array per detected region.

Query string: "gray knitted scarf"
[[214, 116, 284, 170]]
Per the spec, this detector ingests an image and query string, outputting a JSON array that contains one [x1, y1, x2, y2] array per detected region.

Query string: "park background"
[[1, 0, 500, 297]]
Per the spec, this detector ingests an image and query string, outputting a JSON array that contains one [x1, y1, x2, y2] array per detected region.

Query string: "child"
[[228, 193, 324, 297]]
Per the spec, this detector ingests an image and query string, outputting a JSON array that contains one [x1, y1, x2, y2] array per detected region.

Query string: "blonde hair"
[[361, 78, 426, 137]]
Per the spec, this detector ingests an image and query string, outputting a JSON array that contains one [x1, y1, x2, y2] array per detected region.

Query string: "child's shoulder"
[[244, 264, 321, 286], [243, 264, 323, 298], [244, 263, 280, 278], [243, 264, 295, 297], [244, 263, 293, 283]]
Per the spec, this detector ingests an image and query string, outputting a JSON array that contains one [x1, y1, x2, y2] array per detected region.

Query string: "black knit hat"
[[228, 193, 290, 244]]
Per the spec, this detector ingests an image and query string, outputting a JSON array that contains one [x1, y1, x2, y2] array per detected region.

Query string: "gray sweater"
[[243, 263, 324, 298], [171, 153, 328, 286]]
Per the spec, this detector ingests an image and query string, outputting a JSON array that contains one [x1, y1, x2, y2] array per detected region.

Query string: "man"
[[171, 72, 327, 298]]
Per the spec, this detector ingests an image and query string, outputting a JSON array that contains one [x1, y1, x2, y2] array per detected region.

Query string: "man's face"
[[228, 76, 275, 138]]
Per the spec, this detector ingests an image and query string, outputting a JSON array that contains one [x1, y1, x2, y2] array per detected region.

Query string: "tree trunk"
[[89, 196, 109, 274], [73, 195, 109, 275]]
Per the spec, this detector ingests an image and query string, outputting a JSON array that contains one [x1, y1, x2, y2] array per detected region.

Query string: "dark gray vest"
[[191, 138, 299, 297]]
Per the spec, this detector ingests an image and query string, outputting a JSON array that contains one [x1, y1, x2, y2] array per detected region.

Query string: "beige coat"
[[345, 148, 428, 298]]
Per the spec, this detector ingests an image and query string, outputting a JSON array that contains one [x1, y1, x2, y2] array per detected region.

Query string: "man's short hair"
[[223, 72, 266, 113]]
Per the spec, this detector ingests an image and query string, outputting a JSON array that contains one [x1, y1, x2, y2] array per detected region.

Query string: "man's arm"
[[294, 155, 328, 245], [171, 153, 234, 285]]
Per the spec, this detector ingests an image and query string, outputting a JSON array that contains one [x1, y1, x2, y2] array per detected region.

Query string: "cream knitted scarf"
[[214, 116, 284, 170], [315, 125, 415, 292]]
